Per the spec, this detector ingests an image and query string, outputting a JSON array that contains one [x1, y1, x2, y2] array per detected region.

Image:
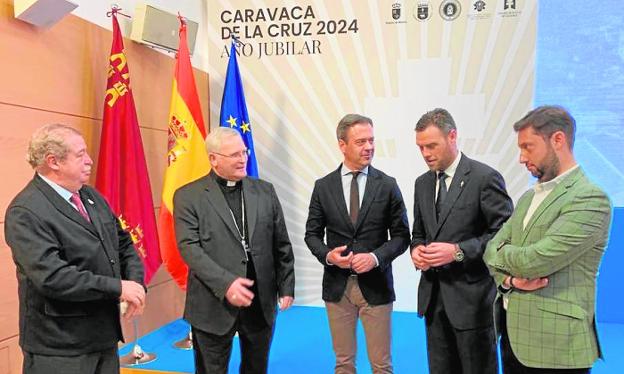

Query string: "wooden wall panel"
[[0, 225, 19, 343], [0, 336, 21, 374], [0, 103, 104, 217], [0, 1, 209, 131], [0, 0, 209, 371]]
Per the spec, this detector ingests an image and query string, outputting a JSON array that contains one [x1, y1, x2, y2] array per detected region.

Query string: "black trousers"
[[191, 257, 275, 374], [499, 309, 590, 374], [424, 280, 498, 374], [22, 347, 118, 374]]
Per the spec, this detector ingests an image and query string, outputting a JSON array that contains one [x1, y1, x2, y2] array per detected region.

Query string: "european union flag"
[[219, 42, 259, 177]]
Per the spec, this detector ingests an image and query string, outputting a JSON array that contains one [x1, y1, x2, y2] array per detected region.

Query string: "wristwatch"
[[453, 245, 465, 262]]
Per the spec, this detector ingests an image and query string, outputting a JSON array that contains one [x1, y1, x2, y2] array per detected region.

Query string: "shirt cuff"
[[370, 253, 379, 267], [325, 253, 333, 266]]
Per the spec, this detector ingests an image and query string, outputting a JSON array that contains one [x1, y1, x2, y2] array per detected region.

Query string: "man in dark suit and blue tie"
[[5, 123, 146, 374], [411, 108, 513, 374], [305, 114, 410, 374]]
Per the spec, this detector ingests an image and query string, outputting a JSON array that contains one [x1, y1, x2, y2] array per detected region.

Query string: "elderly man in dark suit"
[[5, 123, 145, 374], [410, 108, 513, 374], [173, 127, 295, 374], [305, 114, 410, 374]]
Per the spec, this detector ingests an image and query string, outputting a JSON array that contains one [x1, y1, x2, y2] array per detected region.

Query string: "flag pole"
[[173, 330, 193, 350], [160, 11, 209, 350], [120, 311, 157, 366], [99, 6, 161, 366]]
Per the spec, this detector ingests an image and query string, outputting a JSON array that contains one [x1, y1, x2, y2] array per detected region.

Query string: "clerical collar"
[[213, 172, 241, 187]]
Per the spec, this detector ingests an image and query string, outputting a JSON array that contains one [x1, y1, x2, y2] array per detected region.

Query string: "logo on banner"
[[468, 0, 492, 20], [386, 2, 407, 24], [392, 3, 401, 20], [498, 0, 521, 17], [414, 2, 431, 21], [440, 0, 461, 21], [503, 0, 516, 9]]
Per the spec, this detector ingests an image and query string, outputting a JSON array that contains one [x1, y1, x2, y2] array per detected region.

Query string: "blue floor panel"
[[119, 306, 622, 373]]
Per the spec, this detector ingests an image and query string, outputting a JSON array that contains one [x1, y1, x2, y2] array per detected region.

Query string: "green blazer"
[[484, 167, 611, 369]]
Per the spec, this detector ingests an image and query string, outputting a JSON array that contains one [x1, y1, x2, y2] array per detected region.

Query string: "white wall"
[[69, 0, 209, 72]]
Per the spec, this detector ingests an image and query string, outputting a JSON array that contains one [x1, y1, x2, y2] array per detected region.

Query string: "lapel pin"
[[87, 199, 95, 205], [460, 181, 464, 188]]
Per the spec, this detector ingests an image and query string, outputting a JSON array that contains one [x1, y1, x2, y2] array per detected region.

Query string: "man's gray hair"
[[27, 124, 81, 169], [205, 127, 242, 154], [336, 114, 373, 141], [414, 108, 457, 134]]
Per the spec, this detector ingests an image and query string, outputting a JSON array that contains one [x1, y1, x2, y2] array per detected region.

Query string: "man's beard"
[[535, 146, 560, 182]]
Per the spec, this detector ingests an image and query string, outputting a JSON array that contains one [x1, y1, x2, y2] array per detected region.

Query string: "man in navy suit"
[[411, 108, 513, 374], [5, 124, 145, 374], [305, 114, 410, 373]]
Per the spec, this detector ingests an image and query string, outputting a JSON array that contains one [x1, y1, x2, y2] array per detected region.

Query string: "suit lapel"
[[434, 155, 471, 236], [80, 189, 106, 238], [520, 168, 582, 244], [329, 166, 353, 230], [511, 191, 533, 243], [33, 175, 99, 237], [204, 176, 241, 241], [80, 188, 117, 261], [421, 171, 438, 238], [354, 166, 382, 231], [242, 178, 258, 243]]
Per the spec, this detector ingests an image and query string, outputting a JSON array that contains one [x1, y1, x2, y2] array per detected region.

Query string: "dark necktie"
[[435, 171, 448, 220], [70, 192, 91, 222], [349, 171, 361, 225]]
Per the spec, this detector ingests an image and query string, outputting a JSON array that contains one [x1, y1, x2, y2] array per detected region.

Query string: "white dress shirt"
[[38, 173, 81, 211], [327, 164, 378, 267], [435, 152, 462, 201]]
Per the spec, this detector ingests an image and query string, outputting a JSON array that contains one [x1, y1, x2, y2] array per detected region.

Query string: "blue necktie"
[[435, 171, 448, 220]]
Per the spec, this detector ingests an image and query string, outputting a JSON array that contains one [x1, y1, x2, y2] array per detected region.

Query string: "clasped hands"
[[225, 277, 293, 311], [326, 245, 376, 274], [411, 242, 458, 270], [411, 243, 549, 292], [503, 275, 549, 291], [120, 280, 146, 319]]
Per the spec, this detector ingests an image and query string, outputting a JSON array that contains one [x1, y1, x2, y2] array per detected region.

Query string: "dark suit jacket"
[[305, 165, 410, 306], [4, 174, 144, 356], [411, 154, 513, 329], [173, 173, 295, 335]]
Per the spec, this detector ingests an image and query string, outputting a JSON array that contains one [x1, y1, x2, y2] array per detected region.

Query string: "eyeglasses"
[[211, 149, 250, 159]]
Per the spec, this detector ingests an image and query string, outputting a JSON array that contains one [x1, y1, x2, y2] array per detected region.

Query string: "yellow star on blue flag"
[[219, 42, 258, 177]]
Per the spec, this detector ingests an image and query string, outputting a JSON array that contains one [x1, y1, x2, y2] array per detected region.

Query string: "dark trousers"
[[191, 258, 275, 374], [22, 347, 118, 374], [500, 310, 590, 374], [424, 281, 498, 374]]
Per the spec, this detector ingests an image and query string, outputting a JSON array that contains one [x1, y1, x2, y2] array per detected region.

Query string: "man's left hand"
[[351, 253, 376, 274], [420, 242, 457, 267], [510, 276, 549, 291], [121, 300, 145, 320], [279, 296, 294, 311]]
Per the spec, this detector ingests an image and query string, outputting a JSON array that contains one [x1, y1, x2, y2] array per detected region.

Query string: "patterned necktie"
[[435, 171, 448, 220], [349, 171, 361, 225], [70, 192, 91, 222]]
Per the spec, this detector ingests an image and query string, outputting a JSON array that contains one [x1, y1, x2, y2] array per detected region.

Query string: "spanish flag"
[[96, 11, 161, 284], [158, 17, 209, 289]]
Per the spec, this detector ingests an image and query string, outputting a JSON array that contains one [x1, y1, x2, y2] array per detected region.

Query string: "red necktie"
[[70, 192, 91, 222]]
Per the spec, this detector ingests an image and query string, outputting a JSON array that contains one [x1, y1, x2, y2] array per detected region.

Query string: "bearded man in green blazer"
[[484, 106, 612, 374]]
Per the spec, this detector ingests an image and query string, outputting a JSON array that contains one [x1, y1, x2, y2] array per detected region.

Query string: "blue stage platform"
[[120, 306, 623, 373]]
